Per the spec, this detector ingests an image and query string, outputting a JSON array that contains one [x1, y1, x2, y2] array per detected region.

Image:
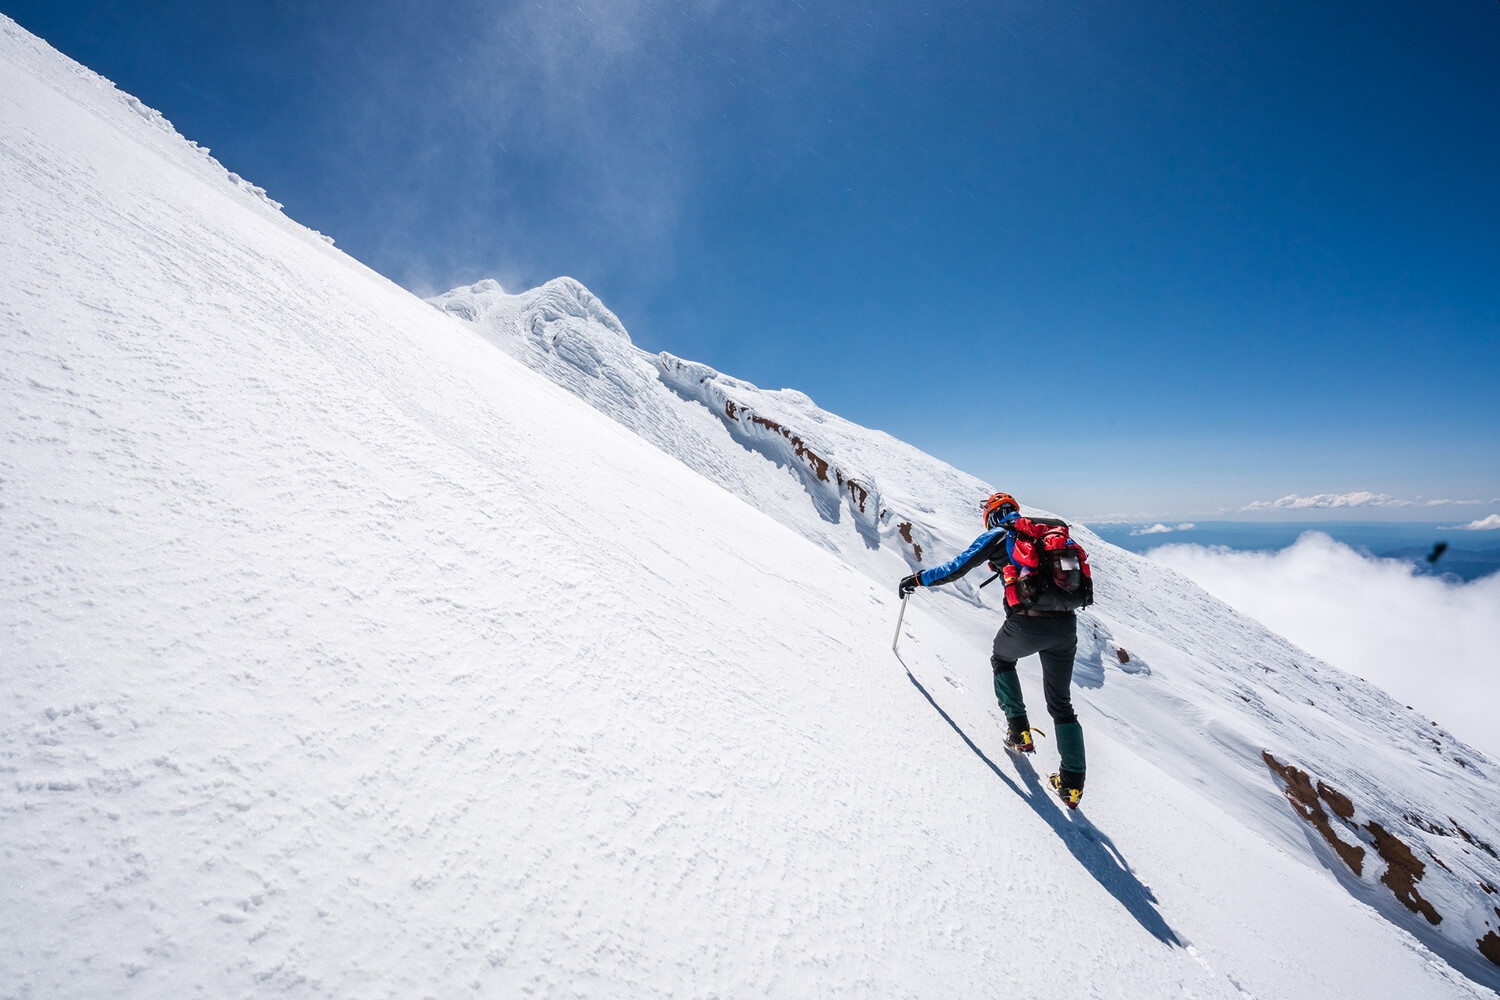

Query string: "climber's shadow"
[[898, 653, 1184, 947]]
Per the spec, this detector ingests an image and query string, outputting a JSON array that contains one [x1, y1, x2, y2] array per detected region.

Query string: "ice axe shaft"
[[892, 594, 909, 652]]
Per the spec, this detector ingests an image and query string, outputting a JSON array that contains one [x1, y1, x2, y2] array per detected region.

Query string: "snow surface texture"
[[2, 16, 1499, 997]]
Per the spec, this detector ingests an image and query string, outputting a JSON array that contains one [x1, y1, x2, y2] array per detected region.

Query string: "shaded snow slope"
[[2, 16, 1498, 998]]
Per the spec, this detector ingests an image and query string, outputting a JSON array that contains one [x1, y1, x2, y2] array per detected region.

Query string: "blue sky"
[[7, 0, 1498, 521]]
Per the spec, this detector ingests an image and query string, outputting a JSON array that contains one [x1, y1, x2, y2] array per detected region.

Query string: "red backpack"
[[1000, 517, 1094, 612]]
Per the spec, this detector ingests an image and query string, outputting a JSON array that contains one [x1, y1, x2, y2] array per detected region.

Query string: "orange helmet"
[[982, 492, 1019, 529]]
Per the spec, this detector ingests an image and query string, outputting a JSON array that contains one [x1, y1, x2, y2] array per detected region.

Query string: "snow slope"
[[2, 16, 1498, 998], [432, 278, 1500, 990]]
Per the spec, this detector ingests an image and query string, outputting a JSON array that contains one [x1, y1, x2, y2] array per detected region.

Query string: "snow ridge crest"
[[431, 279, 951, 578]]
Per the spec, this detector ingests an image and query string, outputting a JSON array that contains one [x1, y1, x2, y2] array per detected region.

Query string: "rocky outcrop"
[[1264, 751, 1500, 970], [1263, 752, 1366, 875]]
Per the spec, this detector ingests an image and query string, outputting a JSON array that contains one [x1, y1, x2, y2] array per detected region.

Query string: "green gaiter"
[[1055, 721, 1086, 780], [993, 667, 1027, 722]]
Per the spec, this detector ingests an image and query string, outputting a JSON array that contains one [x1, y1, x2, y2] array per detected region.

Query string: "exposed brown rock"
[[1317, 781, 1356, 821], [739, 414, 831, 482], [721, 402, 833, 484], [1265, 759, 1454, 930], [800, 446, 830, 482], [1365, 821, 1442, 926], [846, 479, 869, 514], [1478, 929, 1500, 966], [749, 412, 781, 435], [1116, 648, 1130, 664], [1480, 880, 1496, 895], [1262, 752, 1365, 875], [896, 522, 922, 562]]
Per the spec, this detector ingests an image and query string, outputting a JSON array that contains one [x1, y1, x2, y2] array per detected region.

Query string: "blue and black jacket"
[[916, 512, 1021, 589]]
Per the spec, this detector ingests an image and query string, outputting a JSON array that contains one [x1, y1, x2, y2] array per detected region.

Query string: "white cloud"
[[1247, 491, 1402, 509], [1131, 523, 1175, 535], [1244, 491, 1395, 510], [1242, 492, 1490, 511], [1147, 533, 1500, 760], [1448, 514, 1500, 531], [1128, 522, 1196, 536]]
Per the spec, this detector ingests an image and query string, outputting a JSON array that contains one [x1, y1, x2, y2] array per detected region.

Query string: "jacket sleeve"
[[917, 529, 1009, 589]]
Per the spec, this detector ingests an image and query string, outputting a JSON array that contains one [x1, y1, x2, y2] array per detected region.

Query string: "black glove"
[[898, 573, 921, 599]]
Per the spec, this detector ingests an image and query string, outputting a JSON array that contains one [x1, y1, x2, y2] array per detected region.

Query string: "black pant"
[[990, 613, 1078, 725]]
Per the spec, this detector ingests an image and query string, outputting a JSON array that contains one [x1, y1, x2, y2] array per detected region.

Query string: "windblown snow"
[[2, 16, 1498, 998]]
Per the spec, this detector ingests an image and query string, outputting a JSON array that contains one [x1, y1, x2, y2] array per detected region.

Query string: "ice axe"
[[892, 593, 909, 652]]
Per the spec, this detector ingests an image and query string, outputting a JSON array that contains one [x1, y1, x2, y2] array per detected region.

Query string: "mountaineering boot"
[[1004, 716, 1035, 755], [1051, 721, 1086, 807], [1049, 772, 1083, 809]]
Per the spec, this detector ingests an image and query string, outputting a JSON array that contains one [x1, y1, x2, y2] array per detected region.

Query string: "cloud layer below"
[[1148, 533, 1500, 759]]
